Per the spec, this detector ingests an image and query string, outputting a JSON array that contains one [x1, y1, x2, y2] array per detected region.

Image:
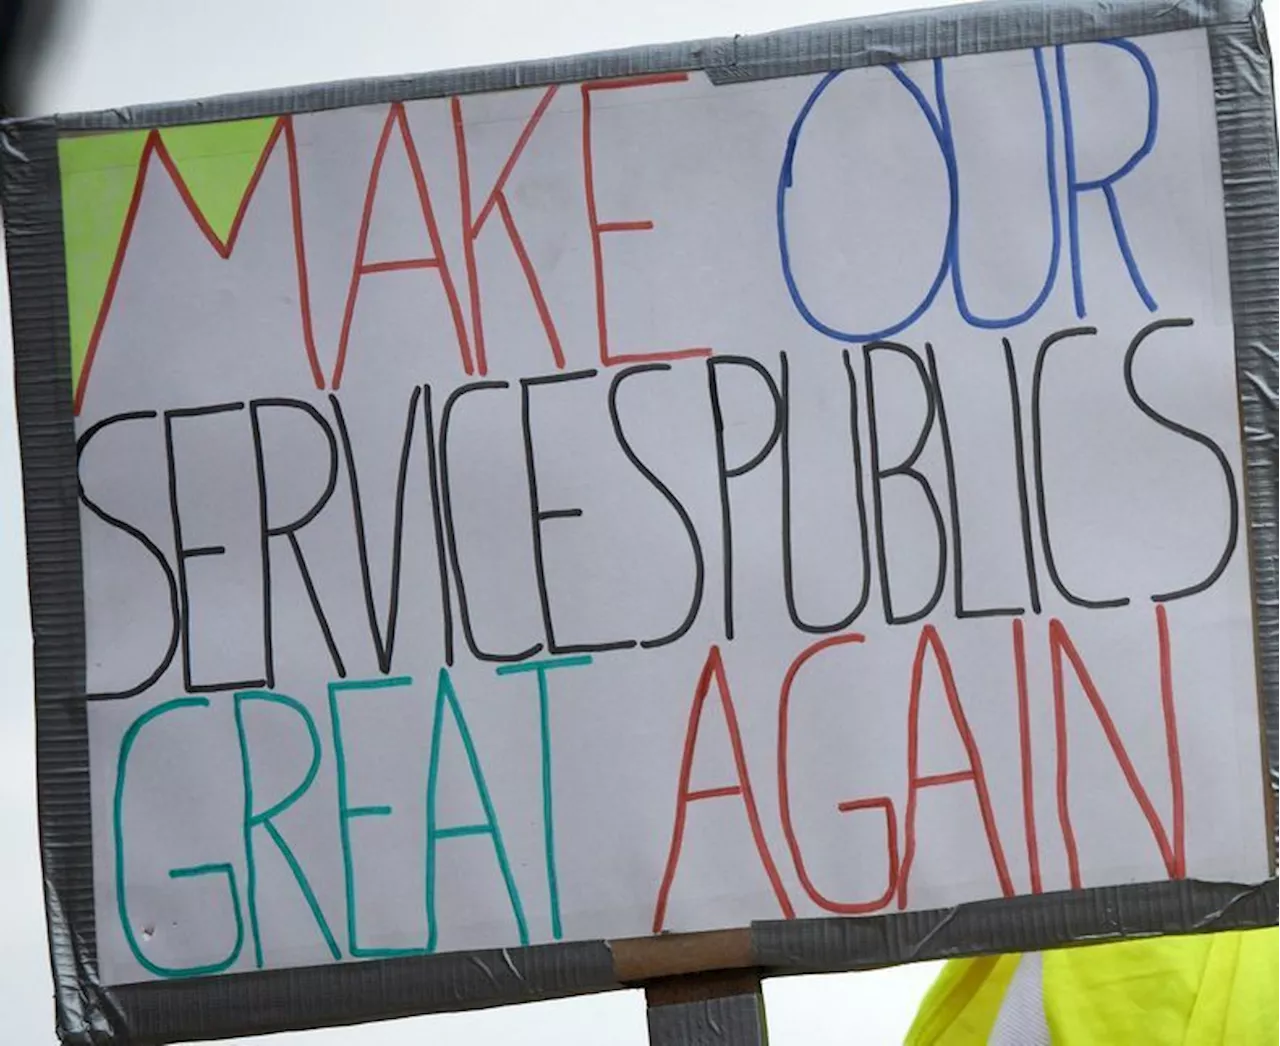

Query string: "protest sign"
[[3, 0, 1275, 1042]]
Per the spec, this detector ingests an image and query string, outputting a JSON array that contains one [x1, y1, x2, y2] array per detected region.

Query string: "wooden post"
[[611, 928, 768, 1045], [644, 969, 768, 1045]]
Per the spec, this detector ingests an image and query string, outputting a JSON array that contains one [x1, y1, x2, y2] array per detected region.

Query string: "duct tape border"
[[2, 0, 1275, 1042]]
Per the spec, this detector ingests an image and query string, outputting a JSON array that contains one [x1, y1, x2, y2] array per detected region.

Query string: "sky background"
[[1, 1, 1273, 1044]]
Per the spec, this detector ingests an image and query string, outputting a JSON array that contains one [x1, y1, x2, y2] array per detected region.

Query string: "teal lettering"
[[114, 697, 244, 978], [234, 690, 341, 967], [495, 655, 592, 939], [327, 676, 423, 958], [426, 667, 528, 951]]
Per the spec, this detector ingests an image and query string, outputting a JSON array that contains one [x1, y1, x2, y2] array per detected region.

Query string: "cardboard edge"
[[2, 0, 1275, 1041], [0, 120, 105, 1042], [1208, 8, 1280, 873], [0, 0, 1254, 130]]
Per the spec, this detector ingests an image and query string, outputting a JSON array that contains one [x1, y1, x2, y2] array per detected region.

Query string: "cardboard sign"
[[4, 1, 1275, 1041]]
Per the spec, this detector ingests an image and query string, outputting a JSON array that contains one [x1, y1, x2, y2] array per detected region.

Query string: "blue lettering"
[[1058, 39, 1160, 318], [779, 40, 1158, 338]]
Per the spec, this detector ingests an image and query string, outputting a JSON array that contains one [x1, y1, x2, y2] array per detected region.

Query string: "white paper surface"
[[69, 28, 1269, 985]]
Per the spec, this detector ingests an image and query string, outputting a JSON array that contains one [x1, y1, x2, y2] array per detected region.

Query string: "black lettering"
[[439, 381, 542, 663], [863, 342, 947, 625], [522, 369, 636, 655], [707, 355, 784, 640], [1124, 317, 1239, 601], [926, 343, 1023, 619], [78, 411, 179, 700], [1003, 338, 1042, 614], [779, 350, 872, 633], [164, 402, 267, 693], [607, 364, 705, 648], [421, 384, 455, 666], [249, 398, 345, 683], [1031, 326, 1129, 609], [330, 389, 420, 675]]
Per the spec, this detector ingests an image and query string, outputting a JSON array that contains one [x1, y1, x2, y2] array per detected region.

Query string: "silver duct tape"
[[0, 118, 103, 1044], [1209, 12, 1280, 862], [751, 878, 1279, 972], [3, 0, 1254, 130], [647, 992, 769, 1046], [703, 0, 1259, 83], [107, 940, 621, 1045]]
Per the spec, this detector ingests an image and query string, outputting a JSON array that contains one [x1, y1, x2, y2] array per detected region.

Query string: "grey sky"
[[3, 1, 1273, 1043]]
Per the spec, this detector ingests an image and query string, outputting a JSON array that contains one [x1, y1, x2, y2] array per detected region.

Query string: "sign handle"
[[645, 969, 769, 1046]]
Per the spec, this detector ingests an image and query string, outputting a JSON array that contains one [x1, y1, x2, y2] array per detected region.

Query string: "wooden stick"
[[610, 927, 756, 984], [644, 968, 769, 1045], [609, 930, 768, 1045]]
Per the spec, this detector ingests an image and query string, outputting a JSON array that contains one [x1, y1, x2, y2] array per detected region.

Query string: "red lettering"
[[581, 74, 712, 367], [331, 103, 472, 388], [1051, 611, 1185, 889], [1156, 605, 1186, 878], [652, 645, 794, 932], [899, 625, 1015, 908], [778, 634, 898, 914], [75, 118, 324, 415], [1013, 619, 1042, 893], [452, 88, 565, 376]]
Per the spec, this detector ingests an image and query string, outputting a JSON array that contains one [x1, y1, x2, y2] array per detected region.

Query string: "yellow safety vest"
[[906, 927, 1279, 1044]]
